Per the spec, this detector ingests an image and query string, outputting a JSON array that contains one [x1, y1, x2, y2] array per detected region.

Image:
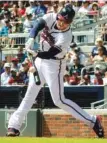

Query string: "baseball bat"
[[28, 54, 41, 85]]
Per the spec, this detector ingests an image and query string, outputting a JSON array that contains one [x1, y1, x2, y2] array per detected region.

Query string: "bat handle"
[[33, 71, 41, 85], [28, 53, 41, 85]]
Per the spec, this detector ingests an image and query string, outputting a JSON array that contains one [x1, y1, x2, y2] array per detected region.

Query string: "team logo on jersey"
[[41, 26, 55, 46]]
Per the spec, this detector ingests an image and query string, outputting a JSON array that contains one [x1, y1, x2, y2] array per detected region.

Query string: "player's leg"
[[46, 70, 96, 126], [7, 58, 45, 136], [43, 60, 104, 138]]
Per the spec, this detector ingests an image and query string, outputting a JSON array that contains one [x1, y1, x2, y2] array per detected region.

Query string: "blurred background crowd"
[[0, 0, 107, 86]]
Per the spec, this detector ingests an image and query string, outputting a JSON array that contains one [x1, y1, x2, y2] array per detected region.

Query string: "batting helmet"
[[57, 4, 75, 24]]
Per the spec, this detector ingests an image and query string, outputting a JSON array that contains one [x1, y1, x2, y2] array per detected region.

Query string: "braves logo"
[[41, 26, 55, 46]]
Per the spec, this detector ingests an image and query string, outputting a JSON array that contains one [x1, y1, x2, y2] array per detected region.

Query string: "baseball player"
[[7, 5, 104, 138]]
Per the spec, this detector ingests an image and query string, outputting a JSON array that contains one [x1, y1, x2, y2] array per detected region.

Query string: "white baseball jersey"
[[39, 13, 72, 59]]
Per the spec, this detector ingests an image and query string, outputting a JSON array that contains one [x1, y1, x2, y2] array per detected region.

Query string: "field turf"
[[0, 138, 107, 143]]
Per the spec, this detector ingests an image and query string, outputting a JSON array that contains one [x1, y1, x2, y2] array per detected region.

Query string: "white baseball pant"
[[8, 57, 96, 130]]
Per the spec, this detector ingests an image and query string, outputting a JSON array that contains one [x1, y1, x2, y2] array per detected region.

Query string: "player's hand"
[[25, 38, 35, 50], [27, 49, 38, 57]]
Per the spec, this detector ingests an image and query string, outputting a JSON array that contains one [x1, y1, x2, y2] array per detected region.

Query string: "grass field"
[[0, 138, 107, 143]]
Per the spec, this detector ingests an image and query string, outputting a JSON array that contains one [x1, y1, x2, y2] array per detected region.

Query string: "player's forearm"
[[37, 46, 62, 59], [30, 18, 46, 38]]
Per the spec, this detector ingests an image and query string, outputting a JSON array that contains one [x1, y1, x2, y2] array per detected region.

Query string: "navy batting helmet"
[[57, 4, 75, 24]]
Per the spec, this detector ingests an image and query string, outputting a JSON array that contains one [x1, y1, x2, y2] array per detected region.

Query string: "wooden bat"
[[28, 53, 41, 85]]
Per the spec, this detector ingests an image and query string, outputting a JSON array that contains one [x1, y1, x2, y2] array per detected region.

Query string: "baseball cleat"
[[93, 116, 104, 138], [6, 128, 20, 137]]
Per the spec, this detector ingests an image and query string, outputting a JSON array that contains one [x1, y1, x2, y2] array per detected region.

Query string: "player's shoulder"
[[68, 28, 72, 34], [64, 28, 72, 39], [63, 30, 72, 44]]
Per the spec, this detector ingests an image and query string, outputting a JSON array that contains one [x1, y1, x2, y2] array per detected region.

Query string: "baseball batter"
[[7, 5, 104, 138]]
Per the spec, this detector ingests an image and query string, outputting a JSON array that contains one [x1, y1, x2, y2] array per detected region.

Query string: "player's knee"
[[54, 100, 63, 108]]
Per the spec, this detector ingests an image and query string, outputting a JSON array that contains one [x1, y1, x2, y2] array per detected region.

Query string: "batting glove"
[[25, 38, 38, 57], [27, 49, 38, 57]]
